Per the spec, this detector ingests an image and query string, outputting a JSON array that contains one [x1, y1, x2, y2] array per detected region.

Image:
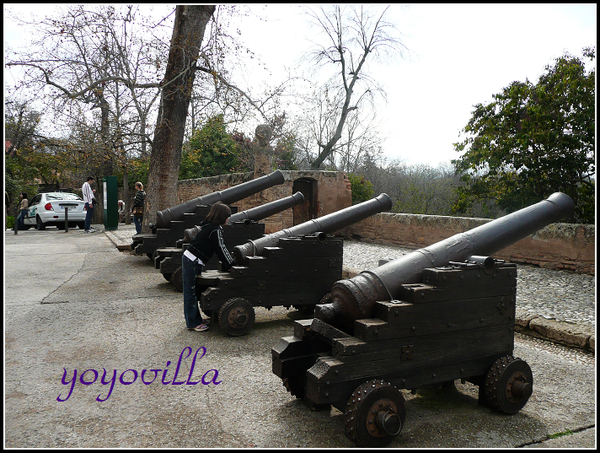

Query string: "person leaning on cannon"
[[182, 202, 235, 332]]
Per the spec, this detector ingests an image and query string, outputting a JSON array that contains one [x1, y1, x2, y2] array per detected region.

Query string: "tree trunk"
[[144, 5, 215, 230]]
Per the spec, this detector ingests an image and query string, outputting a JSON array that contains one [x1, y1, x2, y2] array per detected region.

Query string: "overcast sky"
[[235, 3, 596, 166], [4, 3, 597, 167]]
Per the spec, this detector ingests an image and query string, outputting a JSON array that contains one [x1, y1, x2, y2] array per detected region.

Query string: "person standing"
[[131, 182, 146, 234], [16, 192, 28, 230], [82, 177, 96, 233], [6, 191, 11, 230], [182, 202, 235, 332]]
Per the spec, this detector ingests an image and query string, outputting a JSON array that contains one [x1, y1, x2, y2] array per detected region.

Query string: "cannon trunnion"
[[272, 260, 531, 447], [198, 234, 344, 336]]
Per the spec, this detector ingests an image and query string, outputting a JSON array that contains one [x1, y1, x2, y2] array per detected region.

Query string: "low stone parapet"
[[341, 212, 595, 275]]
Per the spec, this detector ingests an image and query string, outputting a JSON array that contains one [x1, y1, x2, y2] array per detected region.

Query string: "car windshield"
[[46, 193, 82, 201]]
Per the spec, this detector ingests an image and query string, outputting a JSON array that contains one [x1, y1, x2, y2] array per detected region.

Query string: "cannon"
[[271, 192, 574, 447], [132, 170, 285, 257], [154, 192, 305, 291], [233, 193, 393, 262], [183, 191, 305, 242], [197, 193, 393, 336], [156, 170, 285, 228]]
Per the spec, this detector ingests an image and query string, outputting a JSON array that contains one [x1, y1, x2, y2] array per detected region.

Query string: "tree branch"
[[194, 64, 268, 122]]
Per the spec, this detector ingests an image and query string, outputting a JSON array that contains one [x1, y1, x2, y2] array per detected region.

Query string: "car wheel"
[[36, 216, 46, 230], [78, 222, 85, 230]]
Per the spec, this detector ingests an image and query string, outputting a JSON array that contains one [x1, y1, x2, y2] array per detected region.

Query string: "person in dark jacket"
[[182, 202, 235, 332], [131, 182, 146, 234]]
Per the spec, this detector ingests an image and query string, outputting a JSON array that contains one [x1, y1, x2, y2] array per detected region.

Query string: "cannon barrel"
[[316, 192, 575, 327], [155, 170, 285, 228], [183, 192, 305, 242], [233, 193, 393, 262], [228, 191, 305, 224]]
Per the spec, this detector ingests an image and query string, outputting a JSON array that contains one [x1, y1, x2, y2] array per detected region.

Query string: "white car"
[[23, 192, 88, 230]]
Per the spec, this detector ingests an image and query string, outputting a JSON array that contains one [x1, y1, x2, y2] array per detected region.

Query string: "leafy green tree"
[[452, 47, 595, 224], [347, 173, 374, 204], [179, 115, 248, 179], [5, 101, 61, 204]]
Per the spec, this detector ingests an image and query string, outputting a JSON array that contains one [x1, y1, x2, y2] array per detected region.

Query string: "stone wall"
[[340, 213, 595, 275]]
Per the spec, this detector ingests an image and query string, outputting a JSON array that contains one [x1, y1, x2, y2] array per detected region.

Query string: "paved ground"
[[4, 224, 596, 448]]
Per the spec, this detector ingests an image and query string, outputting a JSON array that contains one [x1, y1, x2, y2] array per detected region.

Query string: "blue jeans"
[[17, 209, 28, 230], [84, 203, 94, 231], [182, 254, 205, 328], [133, 215, 143, 234]]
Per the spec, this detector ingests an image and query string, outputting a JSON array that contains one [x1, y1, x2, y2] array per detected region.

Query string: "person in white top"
[[81, 176, 96, 233]]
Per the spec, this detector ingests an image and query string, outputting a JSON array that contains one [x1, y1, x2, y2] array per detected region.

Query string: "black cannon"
[[155, 170, 285, 228], [197, 193, 393, 336], [272, 192, 574, 447], [184, 191, 305, 242], [155, 192, 305, 291], [233, 193, 393, 262], [132, 170, 285, 257]]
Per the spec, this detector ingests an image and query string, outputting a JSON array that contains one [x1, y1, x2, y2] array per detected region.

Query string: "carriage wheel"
[[344, 379, 405, 448], [218, 297, 255, 336], [484, 355, 533, 414], [170, 266, 183, 292]]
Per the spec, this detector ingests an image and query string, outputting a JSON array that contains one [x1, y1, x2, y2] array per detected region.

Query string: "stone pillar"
[[253, 124, 272, 177]]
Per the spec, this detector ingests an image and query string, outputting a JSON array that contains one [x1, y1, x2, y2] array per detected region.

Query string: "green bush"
[[347, 173, 374, 204]]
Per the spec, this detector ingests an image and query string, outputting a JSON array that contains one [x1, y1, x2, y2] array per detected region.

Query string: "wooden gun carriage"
[[272, 193, 575, 447], [196, 194, 393, 336], [132, 170, 285, 258], [154, 192, 305, 291]]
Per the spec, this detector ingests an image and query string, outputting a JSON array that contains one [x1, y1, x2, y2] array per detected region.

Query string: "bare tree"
[[298, 85, 384, 172], [304, 5, 406, 169], [5, 5, 170, 176]]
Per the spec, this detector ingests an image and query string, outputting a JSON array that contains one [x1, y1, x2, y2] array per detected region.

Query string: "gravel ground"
[[342, 240, 596, 328]]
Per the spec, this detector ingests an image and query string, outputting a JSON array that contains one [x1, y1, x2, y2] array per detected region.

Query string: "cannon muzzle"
[[155, 170, 285, 228], [316, 192, 575, 327], [183, 192, 305, 242], [233, 193, 393, 263]]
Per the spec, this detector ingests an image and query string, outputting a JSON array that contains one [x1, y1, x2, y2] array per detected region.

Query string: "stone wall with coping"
[[339, 212, 595, 275]]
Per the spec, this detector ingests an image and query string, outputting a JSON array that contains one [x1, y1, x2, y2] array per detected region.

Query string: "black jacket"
[[187, 222, 235, 271], [132, 190, 146, 208]]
